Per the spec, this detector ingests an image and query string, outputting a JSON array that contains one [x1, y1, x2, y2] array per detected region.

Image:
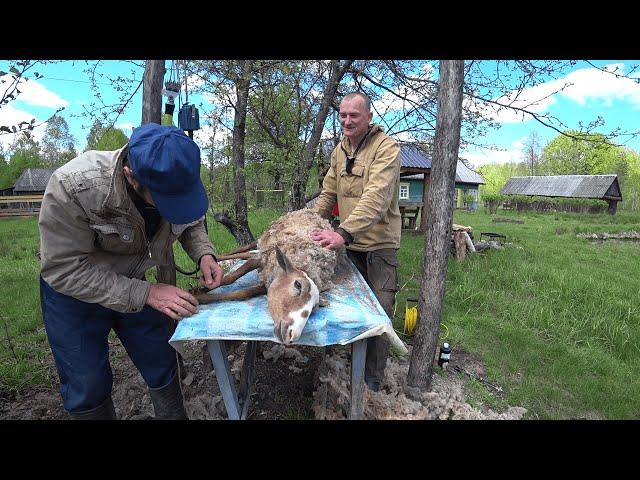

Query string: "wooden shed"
[[0, 167, 56, 217], [500, 174, 622, 214]]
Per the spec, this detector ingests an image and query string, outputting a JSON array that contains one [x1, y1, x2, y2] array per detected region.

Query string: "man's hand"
[[146, 284, 199, 321], [199, 254, 224, 290], [310, 229, 345, 250]]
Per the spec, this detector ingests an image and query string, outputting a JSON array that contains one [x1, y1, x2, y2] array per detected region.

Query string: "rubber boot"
[[69, 395, 117, 420], [148, 372, 188, 420]]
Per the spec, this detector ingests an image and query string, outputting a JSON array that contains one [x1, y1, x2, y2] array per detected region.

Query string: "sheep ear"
[[275, 245, 294, 274]]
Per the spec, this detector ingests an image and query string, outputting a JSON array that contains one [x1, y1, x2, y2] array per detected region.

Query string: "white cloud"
[[559, 62, 640, 107], [115, 122, 135, 134], [0, 103, 47, 151], [372, 89, 422, 114], [462, 137, 528, 167], [471, 62, 640, 125], [193, 123, 230, 147], [0, 75, 68, 108]]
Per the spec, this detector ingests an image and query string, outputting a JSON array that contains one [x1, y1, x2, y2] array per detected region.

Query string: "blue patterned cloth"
[[169, 259, 407, 355]]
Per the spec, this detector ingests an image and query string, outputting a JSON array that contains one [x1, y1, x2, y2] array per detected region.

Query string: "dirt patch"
[[1, 336, 524, 420], [0, 336, 324, 420]]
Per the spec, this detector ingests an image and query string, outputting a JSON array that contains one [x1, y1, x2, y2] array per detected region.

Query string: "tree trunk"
[[141, 60, 165, 125], [289, 60, 354, 211], [228, 60, 255, 244], [213, 211, 255, 245], [407, 60, 465, 390]]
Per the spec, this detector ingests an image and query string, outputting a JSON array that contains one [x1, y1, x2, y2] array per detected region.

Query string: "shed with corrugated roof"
[[501, 174, 622, 214]]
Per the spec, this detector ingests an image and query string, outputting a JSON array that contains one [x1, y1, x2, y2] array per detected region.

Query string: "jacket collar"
[[102, 145, 137, 215], [340, 124, 384, 154]]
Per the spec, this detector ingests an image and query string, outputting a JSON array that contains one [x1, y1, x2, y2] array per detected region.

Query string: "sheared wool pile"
[[257, 209, 341, 292], [312, 346, 527, 420]]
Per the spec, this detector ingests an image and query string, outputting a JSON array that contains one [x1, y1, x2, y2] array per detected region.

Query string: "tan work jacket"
[[38, 146, 215, 313], [315, 124, 401, 251]]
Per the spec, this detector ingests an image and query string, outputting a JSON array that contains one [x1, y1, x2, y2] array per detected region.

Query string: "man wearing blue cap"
[[38, 123, 223, 420]]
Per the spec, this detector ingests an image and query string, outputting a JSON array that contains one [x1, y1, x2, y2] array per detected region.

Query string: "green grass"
[[395, 208, 640, 419], [2, 207, 640, 419]]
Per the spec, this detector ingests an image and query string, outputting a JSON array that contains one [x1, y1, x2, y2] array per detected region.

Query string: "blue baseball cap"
[[127, 124, 208, 224]]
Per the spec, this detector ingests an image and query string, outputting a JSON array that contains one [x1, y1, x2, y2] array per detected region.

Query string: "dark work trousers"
[[39, 276, 177, 414], [346, 248, 400, 384]]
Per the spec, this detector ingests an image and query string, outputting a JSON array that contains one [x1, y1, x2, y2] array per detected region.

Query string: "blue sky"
[[2, 60, 639, 169]]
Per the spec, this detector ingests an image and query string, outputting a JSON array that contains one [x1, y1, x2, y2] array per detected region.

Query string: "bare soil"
[[0, 334, 525, 420]]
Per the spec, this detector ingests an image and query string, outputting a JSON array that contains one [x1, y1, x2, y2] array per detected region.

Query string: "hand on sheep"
[[146, 284, 199, 321], [310, 229, 345, 250], [198, 254, 224, 290]]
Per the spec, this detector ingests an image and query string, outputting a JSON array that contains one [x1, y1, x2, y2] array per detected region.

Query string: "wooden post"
[[419, 175, 430, 232]]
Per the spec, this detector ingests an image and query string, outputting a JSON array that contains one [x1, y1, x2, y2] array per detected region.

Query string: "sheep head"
[[267, 245, 320, 344]]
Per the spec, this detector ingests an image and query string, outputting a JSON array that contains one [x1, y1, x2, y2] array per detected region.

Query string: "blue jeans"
[[39, 276, 177, 413]]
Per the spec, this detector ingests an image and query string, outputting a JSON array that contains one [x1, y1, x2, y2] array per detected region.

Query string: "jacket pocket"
[[340, 164, 365, 198], [367, 249, 400, 293], [90, 223, 139, 254]]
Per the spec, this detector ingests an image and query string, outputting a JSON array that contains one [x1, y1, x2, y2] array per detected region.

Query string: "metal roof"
[[399, 143, 432, 169], [500, 175, 621, 200], [401, 161, 485, 185], [13, 168, 57, 192], [456, 160, 486, 184]]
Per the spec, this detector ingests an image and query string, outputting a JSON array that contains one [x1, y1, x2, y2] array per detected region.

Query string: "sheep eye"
[[294, 280, 302, 291]]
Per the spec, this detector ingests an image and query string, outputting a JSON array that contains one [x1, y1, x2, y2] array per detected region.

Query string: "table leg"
[[207, 340, 241, 420], [238, 341, 257, 420], [350, 339, 367, 420]]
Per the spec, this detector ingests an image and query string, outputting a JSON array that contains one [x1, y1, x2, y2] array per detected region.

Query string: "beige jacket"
[[315, 125, 401, 251], [38, 146, 215, 313]]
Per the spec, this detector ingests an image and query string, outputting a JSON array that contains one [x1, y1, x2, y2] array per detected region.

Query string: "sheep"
[[193, 209, 346, 344]]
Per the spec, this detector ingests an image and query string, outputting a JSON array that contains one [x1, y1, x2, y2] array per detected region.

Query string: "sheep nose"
[[286, 327, 296, 344], [278, 322, 291, 344]]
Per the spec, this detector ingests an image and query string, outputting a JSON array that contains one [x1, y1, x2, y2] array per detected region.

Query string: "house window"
[[399, 183, 409, 200]]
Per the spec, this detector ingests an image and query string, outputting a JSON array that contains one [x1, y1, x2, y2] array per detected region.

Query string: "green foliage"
[[85, 122, 129, 152], [95, 128, 128, 151], [0, 133, 43, 189], [482, 193, 507, 203], [478, 162, 529, 196], [40, 115, 77, 168]]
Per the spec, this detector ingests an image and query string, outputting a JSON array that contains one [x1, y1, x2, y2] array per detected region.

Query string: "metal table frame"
[[206, 338, 368, 420]]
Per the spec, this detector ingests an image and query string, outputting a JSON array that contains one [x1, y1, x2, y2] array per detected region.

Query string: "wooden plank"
[[0, 195, 43, 203]]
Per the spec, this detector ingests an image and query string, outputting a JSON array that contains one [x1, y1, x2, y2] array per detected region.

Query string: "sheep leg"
[[219, 257, 261, 286], [217, 240, 258, 259], [216, 251, 259, 261], [195, 284, 267, 304]]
